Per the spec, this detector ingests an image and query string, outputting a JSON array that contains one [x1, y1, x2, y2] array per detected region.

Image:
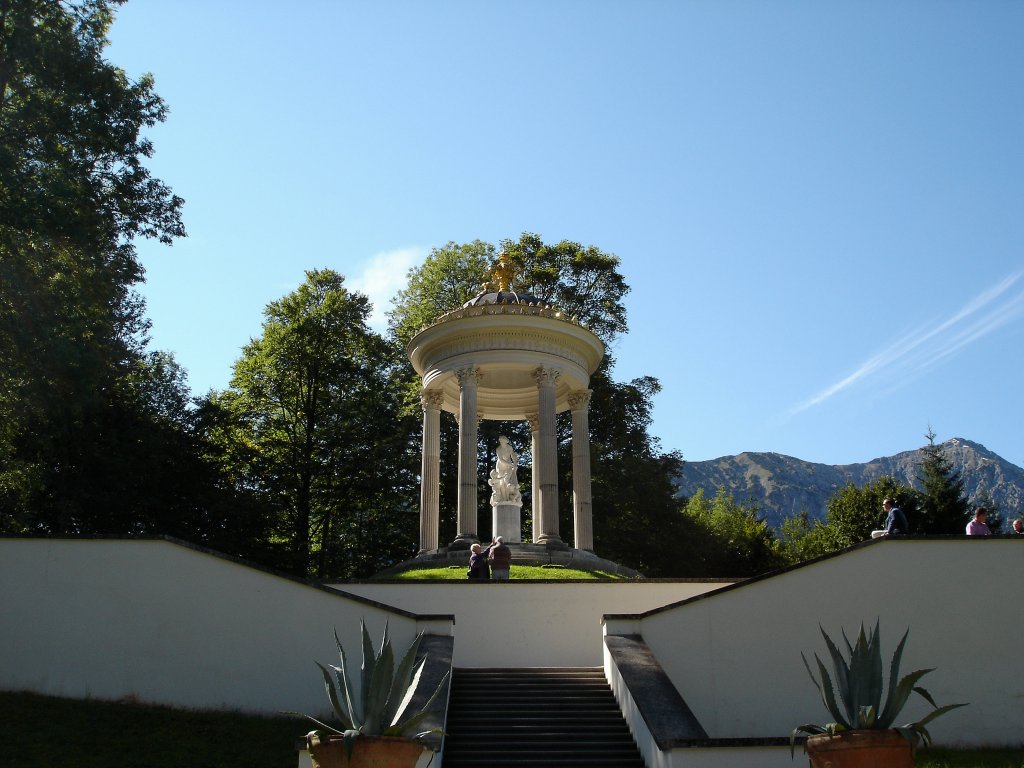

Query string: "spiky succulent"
[[294, 619, 450, 758], [791, 620, 966, 756]]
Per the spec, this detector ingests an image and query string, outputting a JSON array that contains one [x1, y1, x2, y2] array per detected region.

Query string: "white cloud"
[[785, 271, 1024, 419], [349, 247, 425, 332]]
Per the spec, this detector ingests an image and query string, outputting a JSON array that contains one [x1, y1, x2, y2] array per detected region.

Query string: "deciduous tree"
[[216, 270, 418, 578], [1, 0, 186, 533], [821, 477, 918, 548], [681, 487, 783, 577]]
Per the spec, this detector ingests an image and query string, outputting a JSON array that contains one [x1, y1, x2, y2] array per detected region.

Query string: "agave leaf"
[[846, 625, 868, 721], [893, 725, 921, 747], [340, 729, 360, 761], [877, 626, 910, 728], [910, 702, 968, 730], [912, 685, 938, 709], [844, 622, 882, 725], [820, 628, 854, 725], [814, 654, 851, 729], [388, 668, 451, 737], [332, 630, 360, 728], [790, 724, 826, 758], [358, 619, 376, 724], [409, 729, 444, 740], [362, 631, 395, 734], [388, 658, 426, 732], [801, 652, 823, 696], [381, 632, 425, 729], [281, 712, 344, 736], [880, 667, 933, 729], [315, 661, 354, 731], [840, 626, 855, 658], [862, 620, 884, 716]]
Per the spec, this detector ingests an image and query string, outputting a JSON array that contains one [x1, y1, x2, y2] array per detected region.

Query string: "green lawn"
[[2, 691, 1019, 768], [375, 564, 630, 580], [0, 691, 303, 768]]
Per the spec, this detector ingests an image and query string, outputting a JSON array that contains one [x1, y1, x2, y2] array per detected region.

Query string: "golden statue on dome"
[[484, 250, 519, 293]]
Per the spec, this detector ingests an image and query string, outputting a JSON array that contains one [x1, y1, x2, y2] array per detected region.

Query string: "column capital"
[[420, 389, 445, 411], [533, 366, 561, 387], [456, 366, 483, 387], [567, 389, 592, 411], [525, 412, 540, 432]]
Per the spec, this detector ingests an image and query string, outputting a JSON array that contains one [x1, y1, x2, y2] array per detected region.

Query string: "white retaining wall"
[[0, 538, 452, 714], [4, 536, 1020, 762], [605, 537, 1024, 751], [340, 581, 727, 667]]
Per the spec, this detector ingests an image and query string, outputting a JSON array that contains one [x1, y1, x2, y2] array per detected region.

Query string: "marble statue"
[[488, 436, 522, 505]]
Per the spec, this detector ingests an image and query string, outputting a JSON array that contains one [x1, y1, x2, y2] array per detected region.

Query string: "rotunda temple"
[[397, 253, 638, 576]]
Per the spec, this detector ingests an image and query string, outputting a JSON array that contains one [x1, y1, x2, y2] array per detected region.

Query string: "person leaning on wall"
[[965, 507, 992, 536], [872, 497, 908, 538]]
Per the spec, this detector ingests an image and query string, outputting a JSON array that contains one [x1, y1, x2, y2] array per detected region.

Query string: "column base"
[[536, 534, 568, 550], [448, 536, 477, 551]]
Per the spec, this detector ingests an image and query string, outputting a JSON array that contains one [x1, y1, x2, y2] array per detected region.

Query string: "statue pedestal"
[[492, 501, 523, 543]]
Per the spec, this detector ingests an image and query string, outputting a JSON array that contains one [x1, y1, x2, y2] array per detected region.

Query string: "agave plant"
[[294, 619, 450, 758], [791, 620, 966, 755]]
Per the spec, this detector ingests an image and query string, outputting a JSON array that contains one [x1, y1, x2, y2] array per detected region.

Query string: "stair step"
[[443, 762, 644, 768], [443, 667, 646, 768]]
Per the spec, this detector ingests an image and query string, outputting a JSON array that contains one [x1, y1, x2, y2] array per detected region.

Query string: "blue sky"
[[108, 1, 1024, 469]]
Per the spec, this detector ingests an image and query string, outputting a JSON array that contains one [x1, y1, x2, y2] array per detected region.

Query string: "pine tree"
[[915, 428, 969, 534]]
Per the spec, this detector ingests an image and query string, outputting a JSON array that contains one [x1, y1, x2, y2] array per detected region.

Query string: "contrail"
[[785, 271, 1023, 419]]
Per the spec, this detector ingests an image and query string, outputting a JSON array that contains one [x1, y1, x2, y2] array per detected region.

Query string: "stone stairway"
[[442, 667, 646, 768]]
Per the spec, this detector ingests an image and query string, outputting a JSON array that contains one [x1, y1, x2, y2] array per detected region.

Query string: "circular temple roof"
[[462, 289, 545, 309], [407, 252, 605, 420], [407, 301, 604, 420]]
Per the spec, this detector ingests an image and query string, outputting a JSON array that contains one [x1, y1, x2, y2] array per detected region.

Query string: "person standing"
[[490, 536, 512, 580], [966, 507, 992, 536], [1011, 518, 1024, 535], [468, 541, 493, 580]]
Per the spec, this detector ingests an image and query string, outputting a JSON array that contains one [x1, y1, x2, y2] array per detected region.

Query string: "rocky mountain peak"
[[676, 438, 1023, 529]]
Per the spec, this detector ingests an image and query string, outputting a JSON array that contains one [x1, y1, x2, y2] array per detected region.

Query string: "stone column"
[[417, 389, 444, 554], [569, 389, 594, 551], [526, 412, 540, 543], [453, 366, 482, 547], [533, 366, 563, 546]]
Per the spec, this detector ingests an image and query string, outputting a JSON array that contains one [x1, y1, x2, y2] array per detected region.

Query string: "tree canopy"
[[0, 0, 190, 535], [1, 0, 185, 258], [210, 270, 419, 578]]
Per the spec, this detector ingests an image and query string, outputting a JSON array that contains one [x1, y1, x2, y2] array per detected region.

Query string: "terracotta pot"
[[307, 733, 425, 768], [804, 730, 914, 768]]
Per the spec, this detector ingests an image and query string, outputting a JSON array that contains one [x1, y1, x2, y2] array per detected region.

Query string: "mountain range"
[[675, 437, 1024, 530]]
